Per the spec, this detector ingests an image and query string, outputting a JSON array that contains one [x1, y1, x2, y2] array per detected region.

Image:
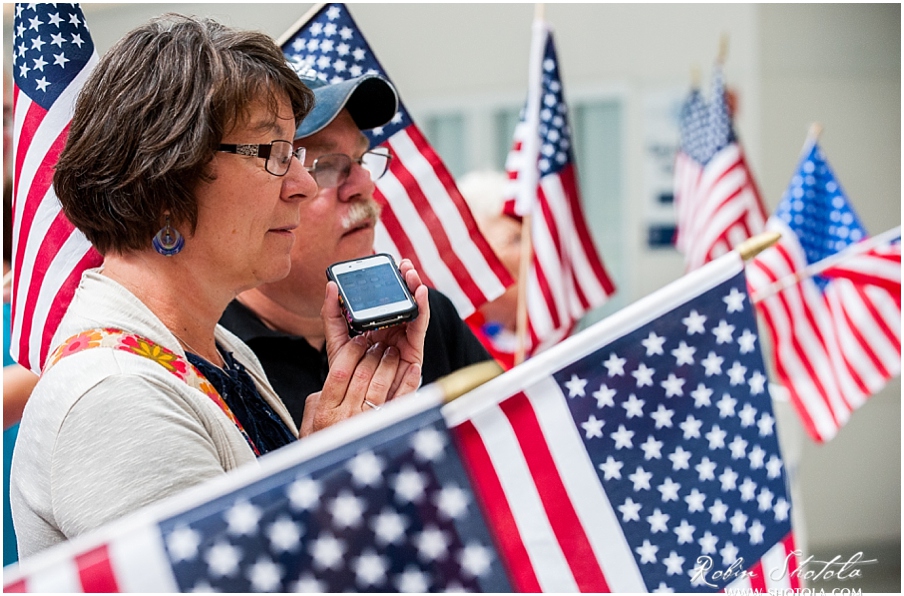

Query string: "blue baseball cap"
[[294, 72, 399, 139]]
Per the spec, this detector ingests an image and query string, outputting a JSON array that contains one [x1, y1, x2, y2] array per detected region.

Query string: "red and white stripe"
[[373, 124, 513, 319], [10, 53, 103, 375], [746, 220, 901, 442], [503, 114, 615, 358], [673, 150, 703, 254], [674, 143, 767, 273], [449, 376, 647, 592], [820, 241, 902, 295], [724, 533, 801, 593], [528, 160, 615, 353], [4, 525, 178, 593]]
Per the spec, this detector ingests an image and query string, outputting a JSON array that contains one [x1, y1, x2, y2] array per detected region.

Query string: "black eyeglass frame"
[[305, 147, 393, 189], [217, 140, 306, 177]]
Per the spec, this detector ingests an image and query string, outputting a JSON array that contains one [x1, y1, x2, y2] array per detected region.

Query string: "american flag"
[[444, 251, 799, 592], [747, 139, 901, 443], [10, 3, 102, 374], [4, 389, 512, 592], [281, 3, 513, 319], [673, 63, 767, 272], [502, 21, 615, 358]]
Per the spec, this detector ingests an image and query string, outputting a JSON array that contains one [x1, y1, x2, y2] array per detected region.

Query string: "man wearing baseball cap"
[[220, 73, 491, 434]]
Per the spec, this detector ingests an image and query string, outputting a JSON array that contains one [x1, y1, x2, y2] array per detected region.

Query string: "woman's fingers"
[[322, 280, 353, 363], [299, 391, 321, 438], [408, 284, 430, 343], [343, 341, 388, 409], [392, 362, 422, 401], [318, 334, 369, 410], [362, 345, 400, 410]]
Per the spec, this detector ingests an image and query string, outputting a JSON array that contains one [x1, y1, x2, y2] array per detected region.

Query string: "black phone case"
[[326, 254, 419, 335]]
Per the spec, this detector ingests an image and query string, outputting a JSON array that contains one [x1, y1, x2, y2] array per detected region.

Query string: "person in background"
[[220, 73, 491, 431], [457, 170, 523, 370], [11, 14, 427, 558]]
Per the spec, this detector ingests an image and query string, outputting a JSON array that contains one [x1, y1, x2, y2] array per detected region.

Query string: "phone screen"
[[336, 263, 409, 312]]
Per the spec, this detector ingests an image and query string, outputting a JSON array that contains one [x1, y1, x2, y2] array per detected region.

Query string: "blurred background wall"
[[4, 3, 900, 589]]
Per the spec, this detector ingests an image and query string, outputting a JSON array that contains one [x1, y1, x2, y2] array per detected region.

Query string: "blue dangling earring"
[[152, 214, 184, 257]]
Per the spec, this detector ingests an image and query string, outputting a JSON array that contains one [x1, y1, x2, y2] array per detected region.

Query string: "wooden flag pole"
[[807, 121, 823, 144], [690, 64, 701, 88], [514, 3, 546, 366], [750, 225, 901, 304], [514, 215, 533, 366], [717, 33, 729, 64], [276, 3, 327, 46]]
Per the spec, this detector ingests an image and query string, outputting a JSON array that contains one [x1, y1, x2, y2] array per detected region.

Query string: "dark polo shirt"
[[220, 288, 492, 427]]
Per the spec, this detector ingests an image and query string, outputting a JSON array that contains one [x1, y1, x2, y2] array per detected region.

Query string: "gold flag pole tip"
[[738, 231, 782, 261], [438, 361, 505, 403]]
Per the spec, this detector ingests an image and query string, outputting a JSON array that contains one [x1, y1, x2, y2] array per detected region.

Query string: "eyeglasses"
[[217, 140, 306, 177], [305, 148, 392, 189]]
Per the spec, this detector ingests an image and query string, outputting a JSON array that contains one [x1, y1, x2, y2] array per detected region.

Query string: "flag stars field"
[[727, 361, 747, 385], [266, 515, 303, 553], [723, 287, 747, 312], [632, 363, 656, 387], [565, 374, 588, 397], [620, 497, 643, 522], [248, 557, 283, 591], [226, 500, 263, 536], [748, 445, 766, 469], [663, 551, 685, 576], [712, 320, 735, 344], [738, 403, 758, 427], [593, 383, 617, 408], [287, 477, 321, 510], [691, 383, 714, 407], [682, 310, 707, 334], [612, 424, 635, 449], [739, 477, 757, 501], [671, 341, 696, 365], [623, 393, 646, 417], [353, 550, 389, 586], [685, 489, 706, 513], [603, 352, 626, 376], [348, 451, 385, 486], [166, 526, 202, 562], [582, 414, 605, 439], [680, 414, 703, 439], [674, 519, 696, 544], [700, 352, 724, 377]]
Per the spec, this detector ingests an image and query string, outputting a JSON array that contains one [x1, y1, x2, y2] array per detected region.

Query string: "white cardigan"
[[10, 269, 298, 558]]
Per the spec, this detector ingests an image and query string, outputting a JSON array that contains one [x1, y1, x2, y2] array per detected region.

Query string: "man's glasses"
[[305, 148, 392, 189], [217, 141, 306, 177]]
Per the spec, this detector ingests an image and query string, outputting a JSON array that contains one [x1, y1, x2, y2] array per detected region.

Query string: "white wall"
[[4, 0, 900, 560]]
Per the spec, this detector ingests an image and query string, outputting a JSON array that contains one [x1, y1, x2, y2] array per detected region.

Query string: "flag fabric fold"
[[280, 3, 513, 319], [502, 21, 616, 358], [4, 384, 512, 592], [746, 140, 901, 443], [444, 250, 798, 592], [673, 63, 768, 272], [10, 2, 103, 374]]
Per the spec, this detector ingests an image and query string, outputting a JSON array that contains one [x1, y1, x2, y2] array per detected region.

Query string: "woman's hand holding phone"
[[301, 259, 430, 437]]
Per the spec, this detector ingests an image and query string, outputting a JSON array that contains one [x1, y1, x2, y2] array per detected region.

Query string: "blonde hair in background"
[[457, 170, 510, 223]]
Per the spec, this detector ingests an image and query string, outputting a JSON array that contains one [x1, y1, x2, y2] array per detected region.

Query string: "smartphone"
[[326, 253, 419, 334]]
